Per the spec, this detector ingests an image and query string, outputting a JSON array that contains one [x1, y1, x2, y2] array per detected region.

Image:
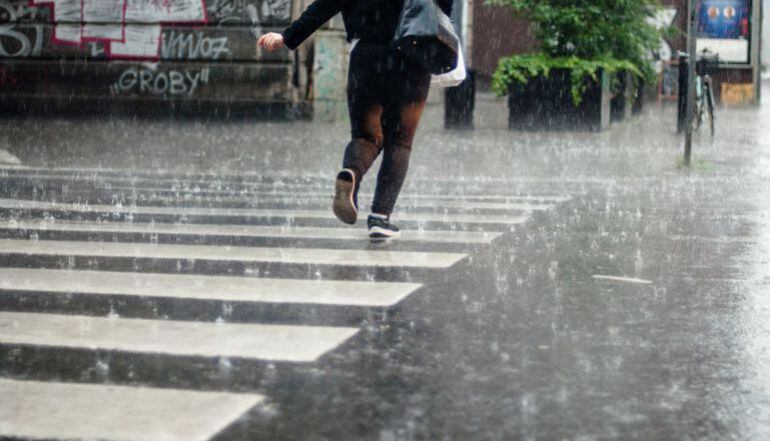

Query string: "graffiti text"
[[111, 67, 211, 96]]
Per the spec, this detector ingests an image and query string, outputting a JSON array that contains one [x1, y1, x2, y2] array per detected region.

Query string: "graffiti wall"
[[0, 0, 300, 109]]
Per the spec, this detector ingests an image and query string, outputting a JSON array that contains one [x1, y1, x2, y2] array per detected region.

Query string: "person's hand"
[[257, 32, 285, 51]]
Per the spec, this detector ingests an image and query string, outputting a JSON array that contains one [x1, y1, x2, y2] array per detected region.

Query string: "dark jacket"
[[282, 0, 453, 50]]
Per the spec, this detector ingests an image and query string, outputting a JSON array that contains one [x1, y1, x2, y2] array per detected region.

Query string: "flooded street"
[[1, 91, 770, 440]]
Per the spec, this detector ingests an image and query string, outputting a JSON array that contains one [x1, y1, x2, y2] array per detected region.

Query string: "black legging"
[[342, 41, 431, 217]]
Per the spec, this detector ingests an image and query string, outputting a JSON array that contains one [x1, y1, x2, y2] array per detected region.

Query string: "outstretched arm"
[[281, 0, 344, 50], [437, 0, 453, 17]]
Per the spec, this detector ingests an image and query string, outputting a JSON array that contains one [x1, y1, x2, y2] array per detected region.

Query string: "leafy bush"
[[489, 0, 667, 102], [492, 54, 640, 104]]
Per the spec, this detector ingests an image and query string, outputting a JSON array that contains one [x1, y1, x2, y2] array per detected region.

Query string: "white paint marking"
[[592, 275, 653, 285], [0, 311, 359, 362], [0, 219, 503, 244], [0, 268, 421, 307], [8, 172, 324, 191], [0, 379, 263, 441], [0, 165, 592, 185], [115, 193, 555, 211], [0, 239, 467, 269], [669, 234, 757, 244], [2, 171, 573, 202], [0, 198, 529, 225], [0, 150, 22, 165], [105, 186, 570, 206]]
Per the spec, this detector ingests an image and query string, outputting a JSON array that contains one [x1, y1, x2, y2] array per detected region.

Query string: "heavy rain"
[[1, 0, 770, 440]]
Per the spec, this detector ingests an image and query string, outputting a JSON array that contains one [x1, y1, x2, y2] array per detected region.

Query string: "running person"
[[258, 0, 452, 239]]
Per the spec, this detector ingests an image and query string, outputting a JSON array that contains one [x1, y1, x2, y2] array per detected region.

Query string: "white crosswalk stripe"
[[0, 311, 360, 362], [0, 267, 422, 307], [0, 379, 263, 441], [0, 198, 529, 225], [0, 219, 503, 244], [0, 239, 467, 268], [0, 166, 589, 187], [135, 188, 573, 202], [96, 187, 565, 210], [0, 169, 573, 441], [0, 170, 574, 202]]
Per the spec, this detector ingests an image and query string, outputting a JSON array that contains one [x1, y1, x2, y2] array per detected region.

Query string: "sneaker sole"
[[333, 173, 357, 225], [369, 226, 401, 239]]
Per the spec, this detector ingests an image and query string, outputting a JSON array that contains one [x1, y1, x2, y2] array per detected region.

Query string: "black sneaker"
[[368, 214, 401, 239], [333, 168, 358, 225]]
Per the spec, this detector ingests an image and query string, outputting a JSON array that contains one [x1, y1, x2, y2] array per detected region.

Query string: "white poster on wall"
[[696, 0, 752, 64], [696, 38, 750, 62]]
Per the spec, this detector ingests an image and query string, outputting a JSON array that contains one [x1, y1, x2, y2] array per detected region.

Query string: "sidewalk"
[[0, 91, 684, 178]]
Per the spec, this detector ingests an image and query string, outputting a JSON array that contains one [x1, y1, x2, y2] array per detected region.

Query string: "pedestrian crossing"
[[0, 268, 421, 307], [0, 379, 264, 441], [0, 198, 530, 226], [0, 166, 586, 191], [0, 219, 503, 244], [0, 239, 467, 268], [105, 186, 570, 205], [78, 187, 562, 211], [0, 167, 573, 440], [0, 312, 360, 362]]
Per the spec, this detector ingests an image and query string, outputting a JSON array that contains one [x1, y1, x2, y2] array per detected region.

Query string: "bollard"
[[444, 69, 475, 130], [677, 54, 689, 134]]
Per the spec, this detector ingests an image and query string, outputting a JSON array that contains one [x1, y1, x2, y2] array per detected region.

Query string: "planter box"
[[610, 70, 635, 122], [445, 70, 476, 130], [632, 81, 647, 115], [508, 68, 611, 131]]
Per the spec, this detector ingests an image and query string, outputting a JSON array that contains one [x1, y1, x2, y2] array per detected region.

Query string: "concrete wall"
[[312, 14, 348, 122], [0, 0, 313, 116]]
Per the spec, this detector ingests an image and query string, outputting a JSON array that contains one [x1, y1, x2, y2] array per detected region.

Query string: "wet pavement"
[[1, 89, 770, 440]]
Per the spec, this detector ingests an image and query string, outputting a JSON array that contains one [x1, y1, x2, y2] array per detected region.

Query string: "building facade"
[[469, 0, 762, 103], [0, 0, 313, 115]]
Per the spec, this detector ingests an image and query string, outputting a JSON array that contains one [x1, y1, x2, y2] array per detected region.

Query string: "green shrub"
[[489, 0, 668, 103], [492, 54, 641, 104]]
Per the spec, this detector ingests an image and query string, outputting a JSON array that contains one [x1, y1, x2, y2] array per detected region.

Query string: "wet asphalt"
[[1, 89, 770, 441]]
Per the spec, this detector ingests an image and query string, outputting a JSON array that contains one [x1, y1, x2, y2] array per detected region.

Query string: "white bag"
[[430, 48, 467, 88], [350, 39, 466, 88]]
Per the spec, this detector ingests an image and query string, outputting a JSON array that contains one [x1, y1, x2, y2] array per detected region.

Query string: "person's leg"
[[344, 43, 389, 180], [367, 64, 430, 239], [370, 99, 427, 217], [370, 65, 431, 219], [333, 42, 387, 225], [334, 103, 383, 224], [342, 106, 384, 181]]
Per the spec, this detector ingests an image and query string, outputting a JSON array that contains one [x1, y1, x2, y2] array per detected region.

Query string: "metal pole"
[[752, 0, 762, 105], [684, 0, 699, 167]]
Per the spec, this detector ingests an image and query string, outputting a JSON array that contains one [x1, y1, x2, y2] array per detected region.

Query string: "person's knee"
[[389, 134, 415, 152], [343, 135, 384, 178], [360, 132, 384, 150], [382, 141, 413, 166], [357, 105, 385, 149], [350, 135, 383, 154]]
